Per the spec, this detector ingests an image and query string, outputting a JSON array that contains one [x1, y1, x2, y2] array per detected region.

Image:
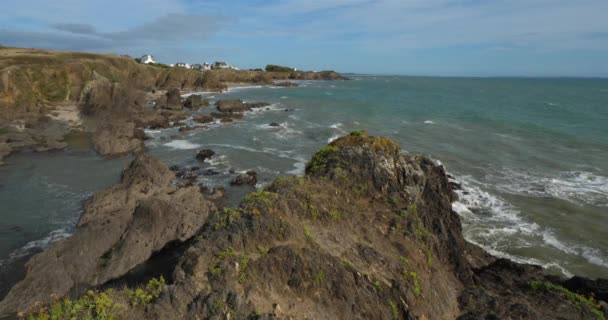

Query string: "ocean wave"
[[424, 120, 435, 124], [489, 168, 608, 207], [0, 228, 71, 268], [327, 134, 341, 143], [163, 140, 201, 150], [453, 174, 608, 276]]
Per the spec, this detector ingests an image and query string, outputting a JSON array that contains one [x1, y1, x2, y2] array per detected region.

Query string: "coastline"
[[0, 46, 604, 319]]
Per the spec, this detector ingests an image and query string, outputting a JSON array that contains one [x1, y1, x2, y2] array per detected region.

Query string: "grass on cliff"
[[305, 145, 339, 175], [19, 277, 166, 320], [529, 281, 605, 320]]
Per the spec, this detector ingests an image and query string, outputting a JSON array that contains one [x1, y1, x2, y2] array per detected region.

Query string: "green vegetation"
[[409, 271, 421, 296], [373, 280, 383, 290], [329, 210, 341, 220], [400, 256, 411, 268], [265, 64, 295, 72], [303, 226, 313, 240], [209, 246, 238, 278], [212, 208, 243, 230], [388, 300, 399, 320], [305, 145, 339, 174], [340, 258, 353, 268], [401, 204, 417, 218], [0, 128, 13, 135], [127, 276, 166, 306], [238, 255, 250, 284], [243, 190, 278, 214], [529, 281, 605, 320], [349, 130, 367, 137], [21, 290, 121, 320], [315, 271, 325, 286]]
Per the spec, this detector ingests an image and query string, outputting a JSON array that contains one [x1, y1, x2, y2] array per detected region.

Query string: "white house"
[[202, 62, 212, 71], [175, 62, 191, 69], [139, 54, 156, 64]]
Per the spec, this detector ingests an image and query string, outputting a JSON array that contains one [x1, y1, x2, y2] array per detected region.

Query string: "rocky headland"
[[0, 47, 347, 163], [0, 132, 606, 319]]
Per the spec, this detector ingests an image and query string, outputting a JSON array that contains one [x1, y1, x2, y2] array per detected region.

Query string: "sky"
[[1, 0, 608, 77]]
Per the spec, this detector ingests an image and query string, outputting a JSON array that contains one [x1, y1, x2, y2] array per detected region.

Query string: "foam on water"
[[489, 168, 608, 207], [0, 228, 71, 268], [424, 120, 435, 124], [454, 173, 608, 275], [163, 140, 201, 150]]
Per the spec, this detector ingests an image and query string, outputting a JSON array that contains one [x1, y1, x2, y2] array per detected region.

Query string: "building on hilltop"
[[175, 62, 191, 69]]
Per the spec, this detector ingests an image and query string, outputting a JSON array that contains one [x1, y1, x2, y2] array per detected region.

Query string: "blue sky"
[[1, 0, 608, 77]]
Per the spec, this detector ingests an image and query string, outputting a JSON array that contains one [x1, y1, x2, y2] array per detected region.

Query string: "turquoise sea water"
[[1, 76, 607, 286]]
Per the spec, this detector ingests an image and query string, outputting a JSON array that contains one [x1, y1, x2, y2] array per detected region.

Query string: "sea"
[[1, 75, 607, 293]]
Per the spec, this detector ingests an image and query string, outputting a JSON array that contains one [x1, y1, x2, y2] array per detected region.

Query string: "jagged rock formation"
[[0, 155, 216, 317], [2, 133, 606, 320], [215, 99, 270, 113]]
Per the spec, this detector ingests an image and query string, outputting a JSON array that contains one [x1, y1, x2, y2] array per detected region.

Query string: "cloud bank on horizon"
[[1, 0, 607, 77]]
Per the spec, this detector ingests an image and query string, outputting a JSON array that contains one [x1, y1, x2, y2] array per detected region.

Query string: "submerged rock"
[[195, 149, 215, 162], [269, 122, 280, 127]]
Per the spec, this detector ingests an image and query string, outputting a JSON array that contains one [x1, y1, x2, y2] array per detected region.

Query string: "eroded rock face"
[[0, 155, 216, 317], [0, 142, 12, 165], [92, 121, 144, 156]]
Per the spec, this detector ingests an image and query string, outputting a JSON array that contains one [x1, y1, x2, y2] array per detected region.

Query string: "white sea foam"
[[327, 134, 341, 143], [329, 122, 343, 129], [287, 156, 307, 175], [424, 120, 435, 124], [163, 140, 201, 150], [454, 173, 608, 276], [489, 168, 608, 207], [0, 228, 71, 268]]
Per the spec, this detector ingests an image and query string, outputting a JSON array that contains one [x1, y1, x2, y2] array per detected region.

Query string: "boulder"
[[196, 149, 215, 162], [155, 88, 183, 110], [92, 122, 144, 156], [184, 95, 209, 110], [215, 100, 270, 113], [215, 99, 248, 113], [269, 122, 281, 127], [0, 155, 216, 317], [230, 170, 257, 186]]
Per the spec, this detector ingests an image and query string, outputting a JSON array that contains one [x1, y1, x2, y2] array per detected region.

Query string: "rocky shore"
[[0, 47, 347, 164], [0, 132, 606, 319]]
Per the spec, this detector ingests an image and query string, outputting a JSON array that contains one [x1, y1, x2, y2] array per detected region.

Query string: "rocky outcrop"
[[0, 155, 216, 317], [196, 149, 215, 162], [184, 95, 208, 110], [5, 133, 605, 320], [92, 122, 144, 156], [230, 170, 257, 186], [215, 99, 270, 113], [155, 88, 183, 110], [275, 81, 299, 87]]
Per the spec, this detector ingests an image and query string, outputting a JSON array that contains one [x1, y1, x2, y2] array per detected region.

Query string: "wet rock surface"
[[195, 149, 215, 162], [215, 99, 270, 113]]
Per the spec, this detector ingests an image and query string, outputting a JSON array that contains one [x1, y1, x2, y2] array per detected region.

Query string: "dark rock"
[[193, 115, 214, 124], [215, 100, 270, 113], [269, 122, 281, 127], [561, 276, 608, 303], [275, 81, 299, 87], [230, 170, 257, 186], [184, 95, 209, 110], [199, 186, 225, 200], [196, 149, 215, 162], [202, 169, 221, 176]]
